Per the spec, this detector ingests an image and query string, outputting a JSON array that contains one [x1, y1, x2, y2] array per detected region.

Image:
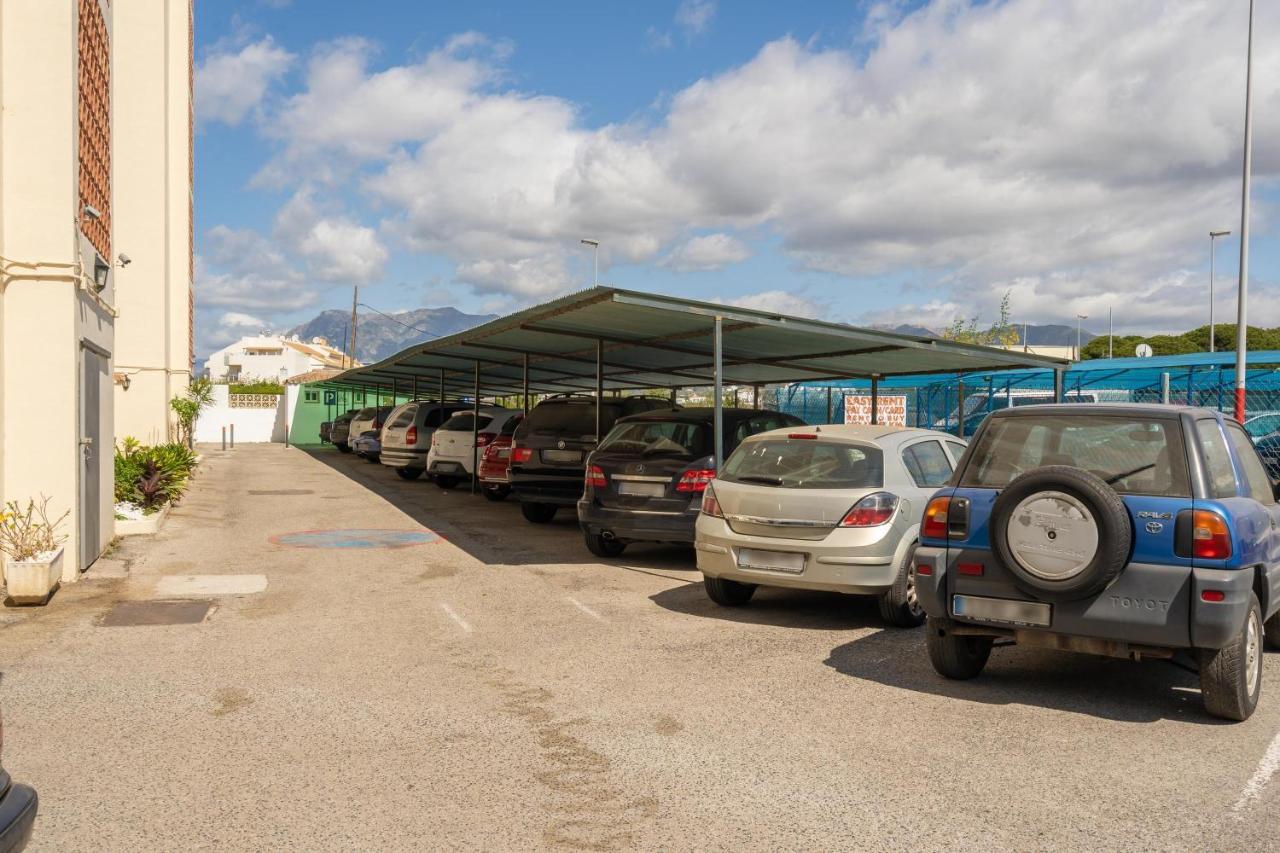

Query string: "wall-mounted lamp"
[[114, 373, 131, 391], [92, 256, 109, 292]]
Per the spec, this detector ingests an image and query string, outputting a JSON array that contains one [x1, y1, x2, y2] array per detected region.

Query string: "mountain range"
[[873, 322, 1097, 346], [287, 307, 498, 363]]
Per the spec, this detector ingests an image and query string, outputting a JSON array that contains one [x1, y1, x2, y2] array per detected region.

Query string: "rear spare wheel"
[[990, 465, 1131, 603]]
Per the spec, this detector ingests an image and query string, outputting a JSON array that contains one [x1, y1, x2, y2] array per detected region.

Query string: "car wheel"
[[703, 576, 756, 607], [1199, 593, 1263, 721], [584, 531, 626, 558], [395, 467, 422, 480], [877, 542, 925, 628], [482, 486, 510, 502], [926, 616, 993, 679], [1265, 609, 1280, 651], [435, 475, 460, 490], [520, 502, 557, 523], [366, 454, 380, 463], [336, 443, 351, 453]]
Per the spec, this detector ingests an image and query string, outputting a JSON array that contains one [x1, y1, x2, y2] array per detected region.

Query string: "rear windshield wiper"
[[735, 475, 783, 486], [1105, 463, 1155, 484]]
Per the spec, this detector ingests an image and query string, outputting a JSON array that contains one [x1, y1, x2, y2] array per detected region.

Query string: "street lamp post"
[[580, 239, 599, 287], [1234, 0, 1255, 423], [1209, 230, 1231, 352], [1076, 314, 1088, 361]]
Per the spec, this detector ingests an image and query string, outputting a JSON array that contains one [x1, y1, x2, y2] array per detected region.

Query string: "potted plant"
[[0, 496, 69, 605]]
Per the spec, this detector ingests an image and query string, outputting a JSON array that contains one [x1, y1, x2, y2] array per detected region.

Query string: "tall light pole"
[[1234, 0, 1255, 423], [580, 239, 599, 287], [1209, 230, 1231, 352], [1076, 313, 1088, 361]]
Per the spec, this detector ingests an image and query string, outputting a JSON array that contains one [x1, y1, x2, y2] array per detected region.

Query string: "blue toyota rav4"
[[916, 404, 1280, 721]]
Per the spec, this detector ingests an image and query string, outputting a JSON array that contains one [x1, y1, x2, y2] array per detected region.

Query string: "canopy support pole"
[[714, 316, 724, 469], [523, 353, 530, 415], [826, 386, 833, 423], [1053, 368, 1065, 404], [595, 339, 604, 442], [412, 376, 418, 400], [957, 377, 966, 439], [439, 368, 445, 404], [753, 384, 761, 411], [870, 376, 879, 425], [670, 386, 679, 407], [472, 361, 480, 495]]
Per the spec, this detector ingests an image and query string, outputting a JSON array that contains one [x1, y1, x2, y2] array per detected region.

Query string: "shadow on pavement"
[[303, 446, 702, 573], [650, 582, 890, 631], [823, 629, 1220, 724]]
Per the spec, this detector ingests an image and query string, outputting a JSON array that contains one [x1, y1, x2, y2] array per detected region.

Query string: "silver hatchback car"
[[695, 424, 966, 626]]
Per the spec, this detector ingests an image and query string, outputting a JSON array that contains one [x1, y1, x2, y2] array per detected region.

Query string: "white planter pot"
[[115, 503, 170, 537], [4, 547, 63, 605]]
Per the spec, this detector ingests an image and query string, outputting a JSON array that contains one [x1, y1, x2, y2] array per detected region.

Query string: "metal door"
[[80, 346, 106, 570]]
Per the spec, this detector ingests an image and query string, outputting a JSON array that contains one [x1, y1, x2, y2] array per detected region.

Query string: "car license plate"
[[618, 481, 665, 497], [952, 594, 1051, 628], [542, 449, 581, 463], [736, 548, 805, 574]]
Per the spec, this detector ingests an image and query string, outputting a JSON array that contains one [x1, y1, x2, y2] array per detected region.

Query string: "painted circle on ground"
[[270, 528, 440, 549]]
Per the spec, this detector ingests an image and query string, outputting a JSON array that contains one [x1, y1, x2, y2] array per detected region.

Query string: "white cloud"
[[236, 1, 1280, 330], [726, 290, 822, 319], [195, 36, 294, 126], [660, 233, 752, 271], [675, 0, 717, 37], [273, 191, 388, 284], [196, 228, 311, 312]]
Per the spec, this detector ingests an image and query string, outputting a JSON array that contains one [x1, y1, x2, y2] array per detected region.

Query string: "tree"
[[1080, 324, 1280, 360], [170, 378, 213, 447], [942, 292, 1019, 347]]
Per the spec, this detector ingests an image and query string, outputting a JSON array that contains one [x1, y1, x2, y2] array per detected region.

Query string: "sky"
[[193, 0, 1280, 360]]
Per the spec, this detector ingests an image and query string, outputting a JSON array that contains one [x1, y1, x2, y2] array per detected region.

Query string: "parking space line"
[[1234, 729, 1280, 814], [566, 596, 604, 621], [439, 602, 473, 634]]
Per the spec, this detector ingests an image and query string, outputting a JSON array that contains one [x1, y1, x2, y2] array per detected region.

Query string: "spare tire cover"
[[990, 465, 1132, 602]]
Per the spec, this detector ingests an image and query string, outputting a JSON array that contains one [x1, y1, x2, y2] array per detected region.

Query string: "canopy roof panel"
[[320, 287, 1069, 398]]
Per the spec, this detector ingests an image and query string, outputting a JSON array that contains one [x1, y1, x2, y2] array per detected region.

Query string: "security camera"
[[83, 204, 102, 221], [117, 253, 131, 266]]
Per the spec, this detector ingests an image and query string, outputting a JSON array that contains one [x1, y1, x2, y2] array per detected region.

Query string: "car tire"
[[366, 454, 380, 464], [584, 531, 626, 558], [520, 502, 557, 523], [703, 576, 756, 607], [877, 542, 925, 628], [990, 465, 1131, 603], [1265, 609, 1280, 651], [482, 486, 510, 502], [395, 467, 422, 480], [435, 475, 460, 490], [926, 616, 993, 679], [1198, 593, 1263, 721], [336, 443, 351, 453]]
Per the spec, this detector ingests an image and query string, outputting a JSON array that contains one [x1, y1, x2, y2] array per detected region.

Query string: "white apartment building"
[[204, 334, 354, 383]]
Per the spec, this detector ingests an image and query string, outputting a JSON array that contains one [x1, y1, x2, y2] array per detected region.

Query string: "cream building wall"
[[0, 0, 117, 581], [111, 0, 192, 446]]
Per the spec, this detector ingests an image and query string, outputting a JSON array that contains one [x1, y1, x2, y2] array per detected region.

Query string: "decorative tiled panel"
[[78, 0, 111, 260]]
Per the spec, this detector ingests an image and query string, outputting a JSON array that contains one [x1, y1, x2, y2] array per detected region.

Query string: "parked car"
[[916, 404, 1280, 721], [319, 420, 333, 444], [379, 401, 472, 479], [934, 388, 1131, 437], [330, 409, 358, 453], [696, 424, 966, 626], [348, 406, 393, 461], [1243, 411, 1280, 478], [0, 709, 38, 852], [578, 408, 806, 557], [509, 394, 669, 523], [477, 413, 525, 500], [427, 407, 519, 489]]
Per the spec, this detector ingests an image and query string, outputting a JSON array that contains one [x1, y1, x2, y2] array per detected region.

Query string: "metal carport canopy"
[[320, 286, 1069, 399]]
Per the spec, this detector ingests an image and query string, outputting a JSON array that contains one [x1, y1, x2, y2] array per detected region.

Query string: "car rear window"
[[961, 415, 1190, 497], [441, 413, 494, 432], [598, 420, 707, 458], [524, 401, 621, 437], [720, 438, 884, 489], [499, 415, 523, 437], [387, 405, 416, 429]]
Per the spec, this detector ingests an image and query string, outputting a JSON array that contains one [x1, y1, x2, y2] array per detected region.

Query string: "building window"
[[304, 389, 319, 403], [78, 0, 111, 260]]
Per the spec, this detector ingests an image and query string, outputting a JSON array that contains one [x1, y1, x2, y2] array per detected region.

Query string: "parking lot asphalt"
[[3, 443, 1280, 851]]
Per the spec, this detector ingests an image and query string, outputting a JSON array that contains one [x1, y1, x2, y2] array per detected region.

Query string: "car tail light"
[[1201, 589, 1226, 602], [701, 484, 723, 518], [923, 496, 951, 539], [1192, 510, 1231, 560], [476, 432, 496, 448], [482, 443, 498, 460], [676, 468, 716, 493], [957, 562, 984, 576], [406, 426, 417, 445], [916, 562, 933, 576], [839, 492, 898, 527], [586, 465, 607, 488], [512, 447, 533, 463], [787, 433, 818, 440]]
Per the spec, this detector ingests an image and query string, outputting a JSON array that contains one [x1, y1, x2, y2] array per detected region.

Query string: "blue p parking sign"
[[323, 390, 336, 405]]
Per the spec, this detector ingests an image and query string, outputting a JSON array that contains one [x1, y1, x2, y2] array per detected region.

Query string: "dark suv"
[[577, 407, 805, 556], [916, 404, 1280, 721], [509, 395, 668, 523], [0, 710, 37, 851]]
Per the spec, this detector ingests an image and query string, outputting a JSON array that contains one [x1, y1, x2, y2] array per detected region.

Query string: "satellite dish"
[[1135, 343, 1154, 358]]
